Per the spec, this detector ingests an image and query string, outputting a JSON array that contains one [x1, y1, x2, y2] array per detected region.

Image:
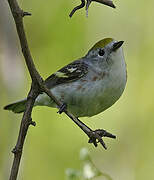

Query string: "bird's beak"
[[112, 41, 124, 51]]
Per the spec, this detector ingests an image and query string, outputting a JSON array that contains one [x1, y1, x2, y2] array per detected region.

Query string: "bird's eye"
[[98, 49, 105, 56]]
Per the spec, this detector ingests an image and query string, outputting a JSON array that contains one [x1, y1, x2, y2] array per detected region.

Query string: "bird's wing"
[[45, 60, 88, 89]]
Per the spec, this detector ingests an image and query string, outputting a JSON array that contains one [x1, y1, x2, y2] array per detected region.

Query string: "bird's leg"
[[57, 102, 116, 149], [57, 103, 67, 114]]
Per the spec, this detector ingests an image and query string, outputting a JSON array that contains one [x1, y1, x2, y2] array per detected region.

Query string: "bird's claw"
[[57, 103, 67, 114], [88, 129, 116, 149]]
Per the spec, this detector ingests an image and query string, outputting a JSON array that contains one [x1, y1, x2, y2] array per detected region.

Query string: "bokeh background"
[[1, 0, 154, 179]]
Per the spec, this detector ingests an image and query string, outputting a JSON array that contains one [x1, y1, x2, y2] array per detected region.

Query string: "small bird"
[[4, 38, 127, 118]]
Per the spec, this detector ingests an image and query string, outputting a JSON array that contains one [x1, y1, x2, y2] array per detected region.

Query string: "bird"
[[4, 38, 127, 118]]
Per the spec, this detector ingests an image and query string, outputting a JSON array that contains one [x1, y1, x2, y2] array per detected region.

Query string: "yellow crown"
[[89, 38, 114, 51]]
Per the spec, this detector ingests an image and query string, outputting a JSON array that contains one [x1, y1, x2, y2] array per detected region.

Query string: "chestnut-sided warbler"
[[4, 38, 127, 118]]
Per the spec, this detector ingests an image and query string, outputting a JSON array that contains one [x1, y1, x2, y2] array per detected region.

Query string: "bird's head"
[[86, 38, 124, 66]]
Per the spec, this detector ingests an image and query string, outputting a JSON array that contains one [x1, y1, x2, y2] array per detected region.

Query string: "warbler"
[[4, 38, 127, 118]]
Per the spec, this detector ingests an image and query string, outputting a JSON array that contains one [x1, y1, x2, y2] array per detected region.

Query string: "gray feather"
[[4, 99, 27, 113]]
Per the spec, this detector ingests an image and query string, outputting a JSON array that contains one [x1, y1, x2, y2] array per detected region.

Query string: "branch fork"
[[69, 0, 116, 17]]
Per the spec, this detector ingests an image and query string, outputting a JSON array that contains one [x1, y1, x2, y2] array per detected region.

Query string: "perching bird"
[[4, 38, 127, 119]]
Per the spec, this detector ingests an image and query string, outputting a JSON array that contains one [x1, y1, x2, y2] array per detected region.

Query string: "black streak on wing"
[[45, 60, 88, 89]]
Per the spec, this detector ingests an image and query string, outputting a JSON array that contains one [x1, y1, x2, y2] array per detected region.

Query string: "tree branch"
[[6, 0, 116, 179], [69, 0, 116, 17]]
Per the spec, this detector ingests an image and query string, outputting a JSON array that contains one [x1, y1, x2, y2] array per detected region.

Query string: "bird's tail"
[[4, 99, 27, 113]]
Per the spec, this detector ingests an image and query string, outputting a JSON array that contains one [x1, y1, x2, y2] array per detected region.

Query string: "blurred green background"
[[1, 0, 154, 179]]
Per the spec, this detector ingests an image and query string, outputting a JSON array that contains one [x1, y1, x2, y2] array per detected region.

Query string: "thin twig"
[[94, 0, 116, 8], [9, 82, 40, 180], [69, 0, 115, 17], [69, 0, 85, 17]]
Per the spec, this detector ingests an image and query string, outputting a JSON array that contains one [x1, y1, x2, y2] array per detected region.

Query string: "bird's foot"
[[88, 129, 116, 149], [57, 103, 67, 114]]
